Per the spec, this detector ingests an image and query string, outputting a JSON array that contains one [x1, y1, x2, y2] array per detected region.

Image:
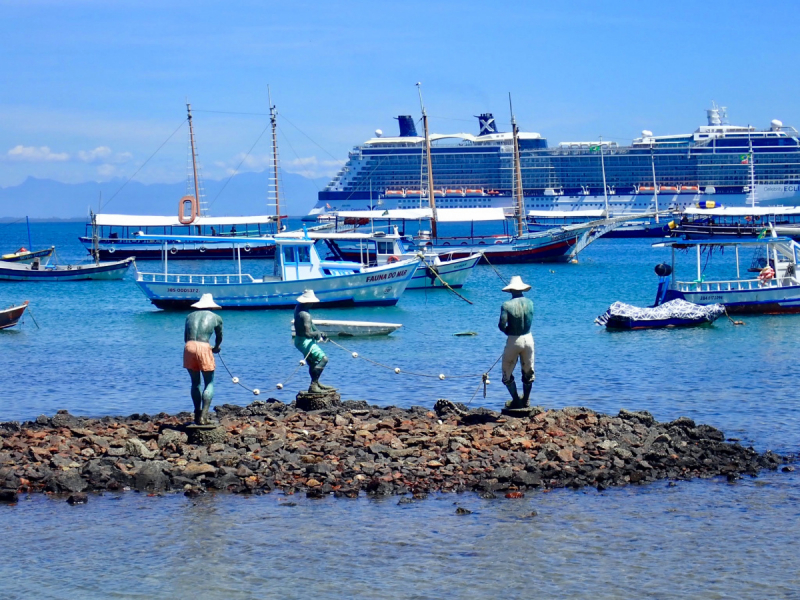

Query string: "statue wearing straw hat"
[[294, 289, 335, 393], [184, 294, 224, 425], [498, 276, 535, 410]]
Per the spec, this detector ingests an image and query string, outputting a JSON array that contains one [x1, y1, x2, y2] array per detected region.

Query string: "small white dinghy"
[[291, 319, 402, 337]]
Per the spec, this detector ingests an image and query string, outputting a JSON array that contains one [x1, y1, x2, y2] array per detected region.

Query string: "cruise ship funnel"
[[477, 113, 499, 136], [396, 115, 418, 137]]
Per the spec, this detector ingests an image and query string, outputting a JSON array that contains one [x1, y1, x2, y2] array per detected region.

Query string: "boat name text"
[[366, 270, 408, 283]]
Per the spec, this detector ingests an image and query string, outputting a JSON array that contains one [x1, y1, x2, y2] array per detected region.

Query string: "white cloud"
[[214, 153, 342, 179], [6, 145, 70, 162], [77, 146, 112, 162]]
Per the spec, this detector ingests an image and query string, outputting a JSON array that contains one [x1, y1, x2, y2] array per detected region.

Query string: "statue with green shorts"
[[184, 294, 223, 425], [294, 290, 335, 393], [498, 276, 535, 410]]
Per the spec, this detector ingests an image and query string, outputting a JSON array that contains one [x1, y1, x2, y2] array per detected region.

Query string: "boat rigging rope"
[[723, 307, 745, 326], [207, 122, 272, 209], [480, 251, 509, 285], [424, 262, 473, 305], [100, 118, 187, 212]]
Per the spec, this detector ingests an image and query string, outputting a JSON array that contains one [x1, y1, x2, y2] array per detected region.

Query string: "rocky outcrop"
[[0, 403, 790, 500]]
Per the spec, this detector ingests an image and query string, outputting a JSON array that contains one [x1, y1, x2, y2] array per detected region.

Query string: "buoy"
[[352, 352, 359, 358], [276, 383, 283, 390], [394, 368, 401, 374], [439, 374, 445, 380], [232, 377, 239, 384], [299, 359, 306, 366], [253, 389, 260, 396]]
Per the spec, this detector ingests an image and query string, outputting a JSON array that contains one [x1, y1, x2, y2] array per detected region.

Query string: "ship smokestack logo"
[[477, 113, 499, 136], [395, 115, 418, 137]]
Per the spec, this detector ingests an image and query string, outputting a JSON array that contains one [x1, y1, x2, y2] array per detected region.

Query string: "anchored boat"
[[0, 301, 29, 330], [1, 247, 55, 264], [134, 234, 421, 309], [655, 233, 800, 313], [291, 319, 402, 337]]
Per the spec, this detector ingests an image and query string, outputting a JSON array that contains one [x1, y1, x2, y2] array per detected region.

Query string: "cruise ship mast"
[[509, 94, 525, 237], [416, 83, 438, 238], [268, 85, 283, 232]]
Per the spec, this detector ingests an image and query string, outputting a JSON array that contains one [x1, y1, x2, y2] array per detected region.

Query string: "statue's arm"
[[212, 317, 223, 353], [184, 320, 191, 343], [498, 306, 508, 334]]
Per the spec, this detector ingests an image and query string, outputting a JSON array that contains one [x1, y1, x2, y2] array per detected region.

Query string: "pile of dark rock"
[[0, 400, 791, 503]]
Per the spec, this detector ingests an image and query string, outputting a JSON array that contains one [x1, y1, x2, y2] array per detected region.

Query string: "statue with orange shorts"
[[184, 294, 223, 425]]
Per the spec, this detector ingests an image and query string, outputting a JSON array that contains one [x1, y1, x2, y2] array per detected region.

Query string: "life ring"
[[387, 255, 400, 264], [199, 246, 206, 253], [178, 195, 198, 225], [244, 244, 252, 253], [758, 266, 775, 284], [108, 245, 115, 254], [170, 247, 178, 255]]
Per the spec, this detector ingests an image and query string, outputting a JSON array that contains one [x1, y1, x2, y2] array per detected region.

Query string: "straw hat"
[[296, 289, 321, 304], [191, 293, 221, 309], [502, 275, 531, 292]]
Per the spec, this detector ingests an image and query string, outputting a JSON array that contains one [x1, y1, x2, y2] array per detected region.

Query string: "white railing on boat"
[[676, 278, 779, 292], [137, 272, 257, 284]]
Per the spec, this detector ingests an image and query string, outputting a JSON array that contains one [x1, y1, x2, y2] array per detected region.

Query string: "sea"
[[1, 220, 798, 599]]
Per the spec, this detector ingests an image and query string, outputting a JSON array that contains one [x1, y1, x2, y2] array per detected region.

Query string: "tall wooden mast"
[[268, 86, 282, 232], [417, 83, 438, 238], [509, 94, 525, 237], [186, 102, 201, 215]]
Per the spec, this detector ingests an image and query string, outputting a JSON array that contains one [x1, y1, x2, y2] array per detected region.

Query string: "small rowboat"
[[595, 299, 725, 330], [1, 247, 54, 264], [291, 319, 402, 337], [0, 301, 29, 330], [0, 257, 134, 281]]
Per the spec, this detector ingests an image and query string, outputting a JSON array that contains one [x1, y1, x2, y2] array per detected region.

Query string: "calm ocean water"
[[1, 220, 798, 599]]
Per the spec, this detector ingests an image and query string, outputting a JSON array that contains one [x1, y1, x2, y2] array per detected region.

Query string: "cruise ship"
[[309, 105, 800, 219]]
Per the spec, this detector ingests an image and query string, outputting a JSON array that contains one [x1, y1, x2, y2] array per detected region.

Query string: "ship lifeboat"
[[544, 188, 563, 196], [465, 188, 485, 197], [405, 190, 423, 197], [446, 189, 465, 197], [487, 189, 501, 196], [385, 190, 405, 198], [680, 186, 700, 193], [433, 189, 445, 197], [660, 186, 679, 193], [639, 186, 656, 193]]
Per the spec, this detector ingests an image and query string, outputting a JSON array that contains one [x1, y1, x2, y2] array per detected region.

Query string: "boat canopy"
[[95, 214, 278, 227], [682, 206, 800, 217], [653, 237, 796, 248], [527, 209, 606, 218], [134, 233, 275, 244], [332, 207, 507, 222]]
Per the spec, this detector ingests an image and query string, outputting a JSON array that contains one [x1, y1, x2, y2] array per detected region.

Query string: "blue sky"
[[1, 0, 799, 191]]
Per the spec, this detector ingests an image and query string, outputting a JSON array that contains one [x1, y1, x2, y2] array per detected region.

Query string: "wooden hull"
[[0, 247, 54, 263], [0, 301, 28, 329], [407, 254, 481, 289], [436, 236, 579, 264], [291, 319, 402, 337], [0, 258, 133, 281], [78, 238, 275, 260]]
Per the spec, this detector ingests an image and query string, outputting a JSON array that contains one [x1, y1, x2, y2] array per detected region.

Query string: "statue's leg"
[[200, 370, 215, 424], [501, 341, 521, 407], [308, 355, 328, 393], [520, 335, 535, 407], [188, 369, 203, 424]]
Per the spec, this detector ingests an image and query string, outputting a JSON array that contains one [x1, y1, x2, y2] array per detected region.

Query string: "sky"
[[1, 0, 799, 196]]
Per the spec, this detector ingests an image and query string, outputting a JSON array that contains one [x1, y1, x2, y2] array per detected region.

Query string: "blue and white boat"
[[0, 257, 134, 281], [655, 234, 800, 314], [134, 235, 421, 309]]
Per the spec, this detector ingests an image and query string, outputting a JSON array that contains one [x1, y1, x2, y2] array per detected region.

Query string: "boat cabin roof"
[[654, 237, 795, 248], [331, 207, 508, 222], [683, 206, 800, 217], [96, 214, 278, 227]]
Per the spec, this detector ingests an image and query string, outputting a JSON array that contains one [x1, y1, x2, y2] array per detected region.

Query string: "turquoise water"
[[1, 221, 799, 598]]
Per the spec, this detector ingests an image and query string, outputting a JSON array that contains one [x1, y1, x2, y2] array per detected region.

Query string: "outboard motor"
[[653, 262, 673, 306], [477, 113, 499, 136], [396, 115, 418, 137]]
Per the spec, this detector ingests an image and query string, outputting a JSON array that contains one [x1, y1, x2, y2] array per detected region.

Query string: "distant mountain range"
[[0, 171, 328, 219]]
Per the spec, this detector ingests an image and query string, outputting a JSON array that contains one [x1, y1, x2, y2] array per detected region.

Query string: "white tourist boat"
[[655, 232, 800, 314], [134, 235, 421, 309], [277, 226, 481, 289]]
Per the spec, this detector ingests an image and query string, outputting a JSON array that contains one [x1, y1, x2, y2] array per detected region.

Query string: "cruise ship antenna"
[[268, 85, 283, 233], [416, 82, 438, 238], [508, 93, 525, 237]]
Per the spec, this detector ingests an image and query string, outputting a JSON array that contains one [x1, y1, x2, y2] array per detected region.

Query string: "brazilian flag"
[[740, 153, 751, 164], [589, 145, 601, 152], [757, 228, 768, 239]]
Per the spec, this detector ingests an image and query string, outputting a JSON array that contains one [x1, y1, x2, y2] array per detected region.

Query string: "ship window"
[[297, 246, 311, 263], [283, 246, 296, 262]]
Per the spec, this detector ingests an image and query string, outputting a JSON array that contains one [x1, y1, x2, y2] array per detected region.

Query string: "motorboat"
[[0, 256, 134, 281], [1, 247, 55, 264], [134, 234, 421, 309], [291, 319, 402, 337]]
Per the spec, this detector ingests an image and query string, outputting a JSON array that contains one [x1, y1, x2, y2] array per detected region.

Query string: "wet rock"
[[455, 507, 472, 515], [134, 461, 171, 492], [125, 438, 156, 459], [55, 469, 87, 493], [0, 490, 18, 503], [67, 493, 88, 505]]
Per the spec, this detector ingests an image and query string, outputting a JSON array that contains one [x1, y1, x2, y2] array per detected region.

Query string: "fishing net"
[[595, 299, 725, 326]]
